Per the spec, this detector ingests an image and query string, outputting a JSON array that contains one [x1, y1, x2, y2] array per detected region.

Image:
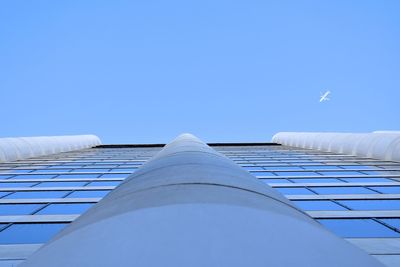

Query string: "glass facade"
[[0, 144, 399, 260]]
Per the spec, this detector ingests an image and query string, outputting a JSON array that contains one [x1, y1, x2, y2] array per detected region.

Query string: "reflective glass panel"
[[87, 181, 121, 187], [4, 191, 70, 199], [369, 186, 400, 194], [0, 223, 68, 244], [338, 200, 400, 210], [0, 182, 37, 188], [67, 190, 110, 198], [380, 219, 400, 231], [11, 175, 56, 180], [35, 182, 88, 187], [291, 178, 342, 183], [311, 187, 375, 195], [317, 219, 400, 238], [341, 177, 392, 183], [0, 204, 44, 215], [36, 203, 94, 215], [55, 174, 101, 179], [274, 187, 315, 195], [275, 172, 321, 177], [292, 200, 347, 211]]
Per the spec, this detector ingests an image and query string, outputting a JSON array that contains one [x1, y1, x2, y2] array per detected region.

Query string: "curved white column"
[[22, 134, 383, 267], [273, 132, 400, 162], [0, 135, 101, 162]]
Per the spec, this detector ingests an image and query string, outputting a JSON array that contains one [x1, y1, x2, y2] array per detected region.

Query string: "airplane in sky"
[[319, 90, 331, 102]]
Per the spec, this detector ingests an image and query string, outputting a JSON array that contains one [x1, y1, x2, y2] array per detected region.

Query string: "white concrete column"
[[22, 134, 383, 267]]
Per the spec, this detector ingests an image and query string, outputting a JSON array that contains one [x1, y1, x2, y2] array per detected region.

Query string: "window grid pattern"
[[0, 145, 400, 244]]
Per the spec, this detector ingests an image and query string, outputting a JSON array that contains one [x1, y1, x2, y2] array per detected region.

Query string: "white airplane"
[[319, 90, 331, 102]]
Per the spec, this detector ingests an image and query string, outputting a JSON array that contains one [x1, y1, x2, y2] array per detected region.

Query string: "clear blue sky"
[[1, 1, 399, 144]]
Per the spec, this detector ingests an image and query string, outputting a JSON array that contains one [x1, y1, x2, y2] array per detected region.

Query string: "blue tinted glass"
[[0, 223, 68, 244], [4, 191, 70, 199], [250, 171, 276, 177], [318, 171, 363, 176], [99, 173, 129, 178], [55, 174, 101, 179], [11, 175, 56, 180], [380, 219, 400, 231], [111, 168, 137, 173], [338, 200, 400, 210], [0, 192, 11, 198], [36, 203, 94, 215], [0, 204, 44, 215], [67, 190, 110, 198], [292, 200, 347, 211], [275, 172, 321, 177], [260, 179, 291, 184], [318, 219, 400, 238], [341, 177, 392, 183], [311, 187, 375, 195], [0, 175, 14, 179], [35, 182, 87, 187], [302, 165, 341, 170], [0, 169, 32, 173], [361, 170, 400, 175], [70, 169, 108, 173], [291, 178, 342, 183], [262, 166, 304, 170], [339, 165, 379, 170], [0, 182, 37, 188], [369, 186, 400, 194], [88, 181, 121, 187], [274, 187, 315, 195], [32, 169, 73, 173]]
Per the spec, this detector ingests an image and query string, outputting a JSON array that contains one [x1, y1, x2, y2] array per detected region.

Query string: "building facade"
[[0, 133, 399, 266]]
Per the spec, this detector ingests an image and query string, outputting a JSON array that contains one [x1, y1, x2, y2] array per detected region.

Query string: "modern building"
[[0, 132, 399, 266]]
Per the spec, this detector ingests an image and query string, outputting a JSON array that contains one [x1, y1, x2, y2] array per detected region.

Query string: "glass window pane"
[[260, 179, 291, 184], [0, 223, 68, 244], [380, 219, 400, 231], [341, 177, 392, 183], [311, 187, 375, 195], [338, 200, 400, 210], [0, 192, 12, 198], [55, 174, 101, 179], [11, 175, 56, 180], [369, 186, 400, 194], [4, 191, 70, 199], [87, 181, 121, 187], [302, 165, 341, 170], [35, 182, 88, 187], [67, 190, 110, 198], [99, 173, 129, 178], [291, 178, 342, 183], [36, 203, 94, 215], [318, 171, 363, 176], [275, 171, 321, 176], [0, 204, 44, 215], [251, 171, 276, 177], [292, 200, 347, 211], [274, 187, 315, 195], [317, 219, 400, 238], [262, 166, 304, 170], [0, 182, 37, 188], [70, 169, 108, 173]]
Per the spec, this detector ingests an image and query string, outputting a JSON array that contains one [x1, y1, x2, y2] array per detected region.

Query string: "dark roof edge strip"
[[95, 143, 281, 148]]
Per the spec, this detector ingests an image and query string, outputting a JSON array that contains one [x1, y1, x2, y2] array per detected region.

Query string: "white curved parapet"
[[272, 132, 400, 162], [0, 135, 102, 163]]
